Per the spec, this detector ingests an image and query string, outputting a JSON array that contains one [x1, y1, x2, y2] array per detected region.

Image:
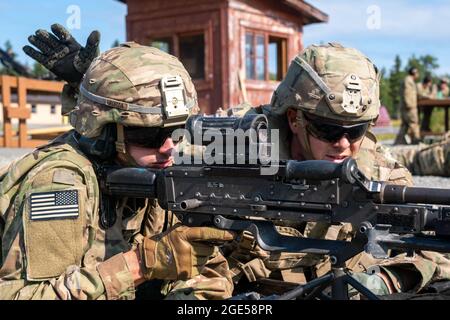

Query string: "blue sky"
[[0, 0, 127, 67], [304, 0, 450, 75], [1, 0, 449, 75]]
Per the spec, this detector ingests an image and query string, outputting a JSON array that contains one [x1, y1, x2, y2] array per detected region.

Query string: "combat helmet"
[[69, 42, 198, 158], [270, 42, 380, 124]]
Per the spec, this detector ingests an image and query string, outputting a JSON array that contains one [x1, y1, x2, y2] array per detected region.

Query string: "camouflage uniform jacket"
[[0, 131, 232, 300], [417, 83, 437, 100], [390, 131, 450, 177], [226, 104, 450, 293], [401, 75, 418, 112]]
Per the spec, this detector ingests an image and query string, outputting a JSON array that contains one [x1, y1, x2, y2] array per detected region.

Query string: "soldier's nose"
[[333, 135, 351, 149], [159, 138, 175, 154]]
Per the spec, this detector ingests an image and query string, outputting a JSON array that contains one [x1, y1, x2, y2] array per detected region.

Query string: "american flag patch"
[[30, 190, 79, 221]]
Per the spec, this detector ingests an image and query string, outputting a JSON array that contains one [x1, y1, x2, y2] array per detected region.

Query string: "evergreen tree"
[[388, 55, 405, 119], [111, 39, 120, 48], [379, 67, 393, 116], [4, 40, 16, 59], [31, 62, 51, 79]]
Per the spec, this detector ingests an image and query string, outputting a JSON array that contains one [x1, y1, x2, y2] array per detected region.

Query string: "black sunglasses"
[[304, 115, 369, 143], [124, 126, 184, 148]]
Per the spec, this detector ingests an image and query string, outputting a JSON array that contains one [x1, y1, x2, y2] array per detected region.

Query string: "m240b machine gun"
[[99, 158, 450, 299], [98, 114, 450, 300]]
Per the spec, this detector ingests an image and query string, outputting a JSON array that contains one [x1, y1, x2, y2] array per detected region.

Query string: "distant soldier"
[[418, 75, 437, 132], [394, 67, 421, 145], [437, 77, 449, 99], [390, 131, 450, 177]]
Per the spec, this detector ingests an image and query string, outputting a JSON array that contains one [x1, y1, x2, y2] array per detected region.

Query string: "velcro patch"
[[30, 190, 79, 221]]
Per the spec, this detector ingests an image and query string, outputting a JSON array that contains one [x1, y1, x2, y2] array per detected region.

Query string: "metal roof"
[[115, 0, 328, 24]]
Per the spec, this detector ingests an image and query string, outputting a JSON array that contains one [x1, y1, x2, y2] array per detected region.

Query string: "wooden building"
[[118, 0, 328, 114]]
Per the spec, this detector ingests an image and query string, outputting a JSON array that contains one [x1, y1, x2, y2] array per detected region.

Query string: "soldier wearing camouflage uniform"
[[392, 77, 450, 177], [390, 131, 450, 177], [394, 67, 421, 145], [225, 43, 450, 297], [418, 75, 437, 132], [0, 33, 234, 299], [437, 77, 449, 99]]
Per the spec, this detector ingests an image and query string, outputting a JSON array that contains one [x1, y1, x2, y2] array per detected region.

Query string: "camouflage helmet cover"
[[69, 42, 198, 138], [270, 42, 380, 123]]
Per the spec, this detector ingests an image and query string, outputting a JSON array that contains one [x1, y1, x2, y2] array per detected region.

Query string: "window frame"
[[244, 29, 288, 83], [148, 28, 212, 90]]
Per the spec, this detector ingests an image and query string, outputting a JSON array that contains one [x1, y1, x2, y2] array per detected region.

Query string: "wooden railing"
[[0, 75, 65, 148]]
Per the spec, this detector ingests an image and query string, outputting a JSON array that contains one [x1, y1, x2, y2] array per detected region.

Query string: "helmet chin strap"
[[115, 123, 139, 167], [295, 110, 315, 160]]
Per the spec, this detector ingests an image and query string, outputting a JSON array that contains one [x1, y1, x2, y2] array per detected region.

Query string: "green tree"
[[31, 62, 50, 79], [388, 55, 405, 119], [111, 39, 120, 48], [4, 40, 16, 59], [379, 67, 393, 116], [406, 54, 439, 79]]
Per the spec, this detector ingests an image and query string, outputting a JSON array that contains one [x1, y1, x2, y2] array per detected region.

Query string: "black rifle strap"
[[99, 193, 117, 229], [162, 209, 169, 232]]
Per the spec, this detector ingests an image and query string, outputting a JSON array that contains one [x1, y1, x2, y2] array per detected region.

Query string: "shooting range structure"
[[119, 0, 328, 114], [0, 75, 68, 148]]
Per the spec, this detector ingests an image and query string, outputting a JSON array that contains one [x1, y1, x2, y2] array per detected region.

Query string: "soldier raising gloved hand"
[[0, 33, 235, 299]]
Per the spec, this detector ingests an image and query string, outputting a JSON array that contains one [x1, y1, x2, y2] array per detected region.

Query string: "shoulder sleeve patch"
[[52, 169, 76, 185], [24, 188, 85, 280], [30, 190, 79, 221]]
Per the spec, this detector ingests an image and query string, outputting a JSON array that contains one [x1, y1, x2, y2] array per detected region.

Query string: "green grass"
[[375, 133, 396, 141], [430, 108, 446, 134], [374, 109, 447, 142]]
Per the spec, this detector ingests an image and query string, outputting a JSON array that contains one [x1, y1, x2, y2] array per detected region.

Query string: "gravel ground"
[[1, 147, 450, 188], [0, 148, 33, 168]]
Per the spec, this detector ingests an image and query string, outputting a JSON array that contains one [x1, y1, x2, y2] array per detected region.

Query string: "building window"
[[149, 33, 205, 80], [31, 105, 37, 113], [268, 36, 287, 81], [150, 38, 173, 54], [179, 34, 205, 80], [245, 33, 265, 81], [50, 105, 56, 114], [245, 32, 287, 81]]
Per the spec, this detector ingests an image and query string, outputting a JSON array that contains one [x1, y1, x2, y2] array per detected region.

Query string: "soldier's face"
[[306, 134, 362, 163], [287, 109, 364, 162], [127, 137, 176, 169]]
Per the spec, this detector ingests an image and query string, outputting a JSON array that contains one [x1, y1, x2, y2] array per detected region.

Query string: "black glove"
[[23, 23, 100, 85]]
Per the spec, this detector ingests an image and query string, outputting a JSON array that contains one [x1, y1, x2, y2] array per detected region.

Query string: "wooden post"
[[0, 75, 65, 148], [1, 76, 13, 147], [18, 77, 29, 147]]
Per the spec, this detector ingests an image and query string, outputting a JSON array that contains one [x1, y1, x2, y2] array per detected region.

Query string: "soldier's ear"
[[287, 109, 299, 133]]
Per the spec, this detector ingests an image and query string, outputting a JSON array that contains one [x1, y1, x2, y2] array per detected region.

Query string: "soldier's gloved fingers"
[[51, 23, 78, 44], [28, 35, 53, 56], [84, 30, 101, 52], [77, 30, 101, 64], [191, 243, 216, 257], [35, 29, 61, 49], [185, 227, 236, 242], [23, 45, 49, 65]]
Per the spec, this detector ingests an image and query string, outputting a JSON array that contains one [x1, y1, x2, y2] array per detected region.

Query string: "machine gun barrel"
[[285, 158, 357, 182], [380, 184, 450, 205]]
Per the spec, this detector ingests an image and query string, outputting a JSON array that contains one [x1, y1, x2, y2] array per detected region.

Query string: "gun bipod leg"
[[276, 273, 334, 300], [329, 267, 380, 300], [331, 267, 349, 300]]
